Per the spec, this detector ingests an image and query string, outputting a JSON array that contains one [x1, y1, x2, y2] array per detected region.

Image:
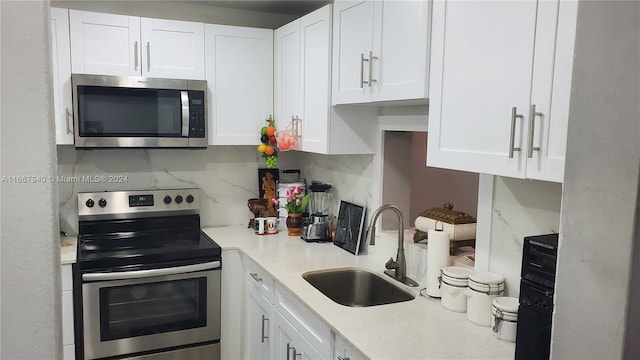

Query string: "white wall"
[[0, 1, 62, 358], [552, 1, 640, 358], [488, 177, 562, 297]]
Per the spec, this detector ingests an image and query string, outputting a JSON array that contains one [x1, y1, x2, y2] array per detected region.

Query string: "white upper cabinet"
[[70, 10, 204, 79], [205, 24, 273, 145], [332, 0, 431, 105], [140, 18, 204, 79], [274, 19, 301, 134], [427, 0, 577, 183], [274, 5, 379, 155], [50, 7, 74, 145]]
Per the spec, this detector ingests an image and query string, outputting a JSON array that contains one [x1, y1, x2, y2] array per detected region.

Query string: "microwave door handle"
[[82, 261, 221, 281], [181, 90, 190, 137]]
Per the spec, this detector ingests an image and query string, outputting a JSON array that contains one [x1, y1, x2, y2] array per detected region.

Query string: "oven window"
[[99, 277, 207, 341], [77, 86, 183, 137]]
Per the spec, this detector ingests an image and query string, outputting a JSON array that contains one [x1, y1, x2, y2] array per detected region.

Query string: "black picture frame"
[[334, 201, 367, 255]]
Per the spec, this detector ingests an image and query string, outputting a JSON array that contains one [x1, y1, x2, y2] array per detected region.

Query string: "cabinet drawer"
[[244, 257, 275, 303], [275, 284, 331, 358], [61, 264, 73, 291]]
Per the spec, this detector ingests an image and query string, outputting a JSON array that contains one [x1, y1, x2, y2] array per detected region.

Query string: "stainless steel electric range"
[[73, 189, 221, 360]]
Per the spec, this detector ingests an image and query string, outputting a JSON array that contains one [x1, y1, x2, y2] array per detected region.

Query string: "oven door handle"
[[82, 261, 221, 281]]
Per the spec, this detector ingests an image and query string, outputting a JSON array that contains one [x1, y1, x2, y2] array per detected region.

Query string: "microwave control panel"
[[189, 91, 206, 138]]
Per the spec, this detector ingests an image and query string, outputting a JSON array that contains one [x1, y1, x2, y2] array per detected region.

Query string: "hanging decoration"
[[257, 115, 278, 168]]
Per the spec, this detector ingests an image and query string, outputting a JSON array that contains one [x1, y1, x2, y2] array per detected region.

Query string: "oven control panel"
[[78, 188, 200, 219]]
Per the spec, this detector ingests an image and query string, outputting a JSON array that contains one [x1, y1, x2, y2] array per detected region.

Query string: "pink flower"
[[296, 198, 301, 206], [293, 185, 301, 195], [271, 198, 279, 205]]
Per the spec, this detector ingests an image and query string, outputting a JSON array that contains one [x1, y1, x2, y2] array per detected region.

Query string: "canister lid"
[[492, 297, 519, 313], [469, 271, 505, 285], [442, 266, 473, 279]]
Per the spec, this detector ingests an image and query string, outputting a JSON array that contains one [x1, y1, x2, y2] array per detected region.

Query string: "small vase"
[[286, 213, 303, 236]]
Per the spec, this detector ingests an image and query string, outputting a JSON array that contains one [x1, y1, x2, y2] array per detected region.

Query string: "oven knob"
[[85, 199, 94, 208], [163, 195, 172, 204], [98, 198, 107, 208], [175, 195, 183, 204], [186, 194, 194, 203]]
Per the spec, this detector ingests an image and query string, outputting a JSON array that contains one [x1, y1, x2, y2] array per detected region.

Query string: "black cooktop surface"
[[78, 215, 221, 271]]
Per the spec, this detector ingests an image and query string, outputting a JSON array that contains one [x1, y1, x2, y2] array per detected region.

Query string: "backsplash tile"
[[56, 146, 374, 235]]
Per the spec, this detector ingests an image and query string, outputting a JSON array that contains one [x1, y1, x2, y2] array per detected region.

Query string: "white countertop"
[[60, 235, 77, 265], [203, 225, 514, 360]]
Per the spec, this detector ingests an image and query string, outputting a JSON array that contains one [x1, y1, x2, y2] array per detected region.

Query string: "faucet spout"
[[366, 204, 419, 287]]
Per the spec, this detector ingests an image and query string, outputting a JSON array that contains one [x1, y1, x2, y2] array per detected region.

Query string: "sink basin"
[[302, 268, 415, 307]]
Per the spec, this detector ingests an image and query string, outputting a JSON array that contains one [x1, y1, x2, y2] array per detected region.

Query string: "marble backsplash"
[[56, 146, 374, 235]]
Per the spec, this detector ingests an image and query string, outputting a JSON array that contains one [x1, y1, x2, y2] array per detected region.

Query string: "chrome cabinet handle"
[[261, 314, 269, 343], [250, 272, 263, 283], [368, 51, 377, 87], [134, 41, 139, 71], [65, 108, 73, 134], [360, 53, 367, 88], [527, 104, 543, 158], [146, 42, 151, 72], [286, 343, 294, 360], [509, 107, 524, 158]]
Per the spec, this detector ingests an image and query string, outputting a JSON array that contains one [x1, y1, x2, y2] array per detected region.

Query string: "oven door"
[[82, 261, 220, 359]]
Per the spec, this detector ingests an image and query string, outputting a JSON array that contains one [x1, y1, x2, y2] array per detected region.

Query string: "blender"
[[301, 181, 333, 242]]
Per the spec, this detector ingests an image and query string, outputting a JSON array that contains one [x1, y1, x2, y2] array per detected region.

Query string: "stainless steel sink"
[[302, 268, 415, 307]]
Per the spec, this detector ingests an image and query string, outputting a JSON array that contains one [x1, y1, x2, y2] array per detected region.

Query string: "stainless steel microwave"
[[72, 74, 207, 149]]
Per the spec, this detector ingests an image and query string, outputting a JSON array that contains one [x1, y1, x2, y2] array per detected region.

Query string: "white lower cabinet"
[[245, 280, 273, 359], [272, 310, 326, 360], [237, 254, 360, 360], [61, 264, 75, 360], [273, 285, 331, 360], [221, 250, 244, 359], [333, 335, 367, 360]]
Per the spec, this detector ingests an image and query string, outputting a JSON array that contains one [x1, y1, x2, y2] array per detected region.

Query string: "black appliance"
[[515, 233, 559, 360], [73, 189, 221, 360]]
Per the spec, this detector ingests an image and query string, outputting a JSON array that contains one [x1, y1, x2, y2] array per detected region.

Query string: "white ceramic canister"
[[440, 266, 473, 312], [464, 272, 505, 326], [491, 297, 519, 342]]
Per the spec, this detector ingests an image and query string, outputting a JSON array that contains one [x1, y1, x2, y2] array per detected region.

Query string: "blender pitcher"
[[302, 181, 333, 242]]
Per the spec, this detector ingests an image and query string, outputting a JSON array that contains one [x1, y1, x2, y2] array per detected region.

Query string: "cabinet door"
[[140, 18, 204, 79], [69, 10, 140, 76], [50, 7, 74, 145], [525, 0, 577, 182], [205, 25, 273, 145], [332, 1, 375, 105], [272, 310, 298, 360], [334, 335, 366, 360], [297, 334, 327, 360], [299, 5, 332, 153], [274, 20, 301, 133], [372, 0, 430, 102], [221, 250, 243, 359], [427, 0, 537, 178], [245, 283, 272, 360]]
